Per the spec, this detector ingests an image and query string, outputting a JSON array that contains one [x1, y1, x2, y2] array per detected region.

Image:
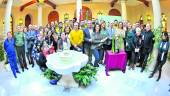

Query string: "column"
[[76, 0, 82, 22], [148, 0, 161, 71], [152, 0, 161, 28], [5, 0, 13, 33], [121, 0, 127, 21], [38, 5, 42, 26]]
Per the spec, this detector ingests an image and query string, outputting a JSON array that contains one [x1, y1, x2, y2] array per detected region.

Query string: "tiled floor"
[[0, 62, 170, 96]]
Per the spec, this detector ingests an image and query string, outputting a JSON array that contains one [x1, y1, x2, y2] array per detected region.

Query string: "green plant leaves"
[[73, 64, 98, 87], [43, 69, 62, 80], [0, 42, 5, 61]]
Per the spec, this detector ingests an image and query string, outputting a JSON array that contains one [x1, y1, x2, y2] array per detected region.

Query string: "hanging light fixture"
[[19, 18, 23, 25], [38, 0, 45, 4], [147, 15, 151, 22]]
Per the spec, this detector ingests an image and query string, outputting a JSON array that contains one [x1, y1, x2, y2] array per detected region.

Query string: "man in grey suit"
[[83, 21, 93, 64]]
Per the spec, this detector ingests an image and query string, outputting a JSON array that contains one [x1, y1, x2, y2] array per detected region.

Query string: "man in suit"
[[83, 21, 93, 64], [107, 21, 115, 50], [140, 23, 154, 72]]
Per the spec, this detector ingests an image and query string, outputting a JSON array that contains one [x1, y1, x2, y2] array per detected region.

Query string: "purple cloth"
[[104, 50, 127, 76]]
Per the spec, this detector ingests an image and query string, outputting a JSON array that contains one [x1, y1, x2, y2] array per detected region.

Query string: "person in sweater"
[[125, 23, 135, 67], [70, 22, 84, 52], [99, 20, 108, 64], [129, 27, 143, 70], [4, 32, 20, 78], [91, 23, 107, 67], [149, 32, 169, 81]]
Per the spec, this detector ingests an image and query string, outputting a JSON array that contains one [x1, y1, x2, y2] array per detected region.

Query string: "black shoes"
[[22, 68, 24, 72], [40, 67, 46, 72], [94, 64, 99, 67], [16, 70, 21, 73], [25, 67, 29, 70], [149, 75, 153, 78], [140, 68, 145, 73], [32, 64, 34, 68]]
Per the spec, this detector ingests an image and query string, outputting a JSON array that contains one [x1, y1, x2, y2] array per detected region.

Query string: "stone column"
[[152, 0, 161, 28], [5, 0, 13, 33], [38, 5, 43, 26], [148, 0, 161, 72], [76, 0, 82, 22], [121, 0, 127, 21]]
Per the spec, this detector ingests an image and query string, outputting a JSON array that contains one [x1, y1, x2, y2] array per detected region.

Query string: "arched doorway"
[[74, 6, 92, 21], [108, 9, 121, 16], [25, 14, 32, 28], [48, 11, 59, 23]]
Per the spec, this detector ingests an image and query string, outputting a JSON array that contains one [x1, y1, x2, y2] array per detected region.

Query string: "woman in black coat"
[[129, 27, 143, 70], [149, 32, 169, 81]]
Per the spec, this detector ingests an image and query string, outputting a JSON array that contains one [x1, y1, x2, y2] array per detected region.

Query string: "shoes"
[[140, 68, 144, 73], [14, 75, 17, 78], [128, 66, 131, 70], [32, 64, 34, 68], [22, 68, 24, 72], [40, 67, 46, 72], [149, 75, 153, 78], [25, 67, 29, 70], [94, 64, 99, 67], [156, 78, 160, 82], [99, 60, 103, 64], [16, 70, 20, 73]]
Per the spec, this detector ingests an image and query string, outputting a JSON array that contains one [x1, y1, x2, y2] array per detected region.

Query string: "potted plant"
[[73, 64, 98, 87], [0, 42, 5, 62]]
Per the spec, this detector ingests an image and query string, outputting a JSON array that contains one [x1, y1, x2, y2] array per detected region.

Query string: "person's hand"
[[77, 48, 81, 52], [135, 48, 139, 52], [89, 39, 92, 42], [74, 44, 77, 48], [101, 39, 105, 43]]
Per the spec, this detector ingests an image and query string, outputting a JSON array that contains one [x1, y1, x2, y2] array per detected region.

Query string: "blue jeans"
[[92, 48, 103, 67]]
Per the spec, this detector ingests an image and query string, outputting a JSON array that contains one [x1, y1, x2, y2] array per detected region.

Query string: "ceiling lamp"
[[38, 0, 45, 4]]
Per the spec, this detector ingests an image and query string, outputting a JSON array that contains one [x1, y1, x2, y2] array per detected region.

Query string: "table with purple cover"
[[104, 50, 127, 76]]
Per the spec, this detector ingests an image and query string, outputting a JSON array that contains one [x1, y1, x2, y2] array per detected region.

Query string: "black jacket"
[[157, 41, 169, 64], [142, 30, 154, 52]]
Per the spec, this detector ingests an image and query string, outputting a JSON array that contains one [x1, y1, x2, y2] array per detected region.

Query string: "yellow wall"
[[42, 3, 120, 26], [0, 1, 170, 38]]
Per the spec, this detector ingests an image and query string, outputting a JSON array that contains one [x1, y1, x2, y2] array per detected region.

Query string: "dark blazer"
[[83, 28, 92, 48], [142, 30, 154, 52], [157, 41, 169, 64]]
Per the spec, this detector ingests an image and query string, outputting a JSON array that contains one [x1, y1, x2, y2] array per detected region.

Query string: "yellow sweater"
[[70, 29, 84, 46]]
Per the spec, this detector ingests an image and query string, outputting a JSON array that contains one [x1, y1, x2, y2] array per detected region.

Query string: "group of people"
[[3, 18, 169, 83]]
